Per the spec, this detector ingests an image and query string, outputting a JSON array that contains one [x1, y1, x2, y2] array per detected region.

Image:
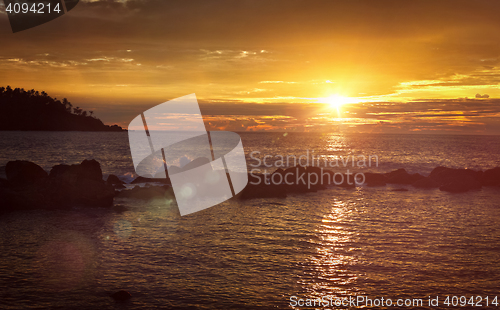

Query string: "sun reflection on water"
[[299, 199, 363, 300]]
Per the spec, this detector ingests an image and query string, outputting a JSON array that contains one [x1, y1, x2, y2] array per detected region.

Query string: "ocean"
[[0, 132, 500, 309]]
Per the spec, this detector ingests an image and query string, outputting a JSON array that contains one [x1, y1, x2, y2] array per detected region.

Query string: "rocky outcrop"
[[385, 168, 424, 185], [116, 185, 174, 200], [412, 177, 440, 189], [6, 160, 48, 186], [429, 167, 483, 193], [482, 167, 500, 186], [131, 176, 171, 184], [239, 182, 287, 199], [110, 290, 131, 302], [364, 172, 387, 187], [439, 178, 482, 193], [107, 174, 125, 189], [1, 160, 115, 212]]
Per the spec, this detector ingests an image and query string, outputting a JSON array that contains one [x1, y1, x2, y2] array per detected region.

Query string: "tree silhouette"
[[0, 86, 125, 131]]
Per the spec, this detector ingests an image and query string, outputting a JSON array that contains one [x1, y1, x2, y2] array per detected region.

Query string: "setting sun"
[[320, 95, 358, 115]]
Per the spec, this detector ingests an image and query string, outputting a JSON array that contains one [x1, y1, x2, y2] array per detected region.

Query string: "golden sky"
[[1, 0, 500, 133]]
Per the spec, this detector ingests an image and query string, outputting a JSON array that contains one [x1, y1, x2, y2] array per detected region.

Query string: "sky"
[[1, 0, 500, 133]]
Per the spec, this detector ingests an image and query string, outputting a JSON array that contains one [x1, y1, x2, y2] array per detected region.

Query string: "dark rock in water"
[[1, 159, 115, 212], [116, 185, 174, 200], [49, 160, 103, 182], [385, 168, 424, 185], [0, 186, 45, 212], [270, 168, 285, 181], [107, 174, 126, 189], [482, 167, 500, 186], [429, 166, 482, 193], [247, 173, 261, 186], [439, 178, 482, 193], [131, 176, 171, 184], [6, 160, 48, 186], [392, 188, 409, 192], [412, 177, 440, 189], [113, 183, 126, 189], [111, 290, 131, 302], [277, 165, 328, 192], [73, 179, 115, 207], [181, 157, 210, 172], [107, 174, 125, 185], [79, 159, 103, 181], [111, 204, 129, 213], [323, 171, 359, 188], [49, 164, 71, 179], [0, 177, 10, 188], [364, 173, 387, 187], [429, 166, 481, 185], [238, 182, 287, 199], [47, 160, 115, 208]]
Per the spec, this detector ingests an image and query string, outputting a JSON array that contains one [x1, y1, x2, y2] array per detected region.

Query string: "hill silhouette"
[[0, 86, 125, 131]]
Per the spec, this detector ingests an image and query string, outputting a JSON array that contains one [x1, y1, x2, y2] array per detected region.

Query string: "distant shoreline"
[[0, 87, 126, 132], [0, 128, 127, 132]]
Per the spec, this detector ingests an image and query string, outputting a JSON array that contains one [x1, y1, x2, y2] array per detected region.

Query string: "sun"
[[320, 95, 358, 115], [324, 95, 353, 108]]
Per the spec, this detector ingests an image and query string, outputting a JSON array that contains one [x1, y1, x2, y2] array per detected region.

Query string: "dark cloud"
[[476, 93, 490, 98]]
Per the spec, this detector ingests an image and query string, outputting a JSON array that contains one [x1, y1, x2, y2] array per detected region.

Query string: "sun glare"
[[320, 95, 358, 115]]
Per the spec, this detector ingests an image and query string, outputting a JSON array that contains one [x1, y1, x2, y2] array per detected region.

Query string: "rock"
[[270, 168, 285, 181], [248, 173, 262, 185], [385, 169, 424, 185], [73, 179, 115, 207], [482, 167, 500, 186], [439, 178, 482, 193], [0, 187, 42, 212], [238, 183, 287, 199], [181, 157, 210, 172], [79, 159, 103, 181], [0, 178, 10, 188], [412, 177, 440, 189], [116, 185, 174, 200], [111, 204, 129, 213], [5, 160, 48, 186], [2, 159, 115, 211], [131, 176, 171, 184], [277, 165, 328, 192], [107, 174, 126, 189], [429, 166, 482, 193], [364, 173, 387, 187], [110, 290, 131, 302], [107, 174, 125, 185], [429, 167, 480, 185], [49, 164, 71, 179], [334, 173, 357, 188], [47, 160, 115, 208]]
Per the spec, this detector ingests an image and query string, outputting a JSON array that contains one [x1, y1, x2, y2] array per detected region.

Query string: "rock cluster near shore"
[[1, 159, 500, 212], [0, 160, 115, 212], [366, 166, 500, 193], [239, 165, 500, 199]]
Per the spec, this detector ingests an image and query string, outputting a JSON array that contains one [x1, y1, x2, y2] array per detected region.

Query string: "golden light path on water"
[[298, 199, 364, 302]]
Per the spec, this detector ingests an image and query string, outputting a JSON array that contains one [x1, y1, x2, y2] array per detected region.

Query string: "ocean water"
[[0, 132, 500, 309]]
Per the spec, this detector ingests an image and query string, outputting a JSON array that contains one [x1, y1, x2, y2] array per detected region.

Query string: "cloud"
[[476, 93, 490, 98]]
